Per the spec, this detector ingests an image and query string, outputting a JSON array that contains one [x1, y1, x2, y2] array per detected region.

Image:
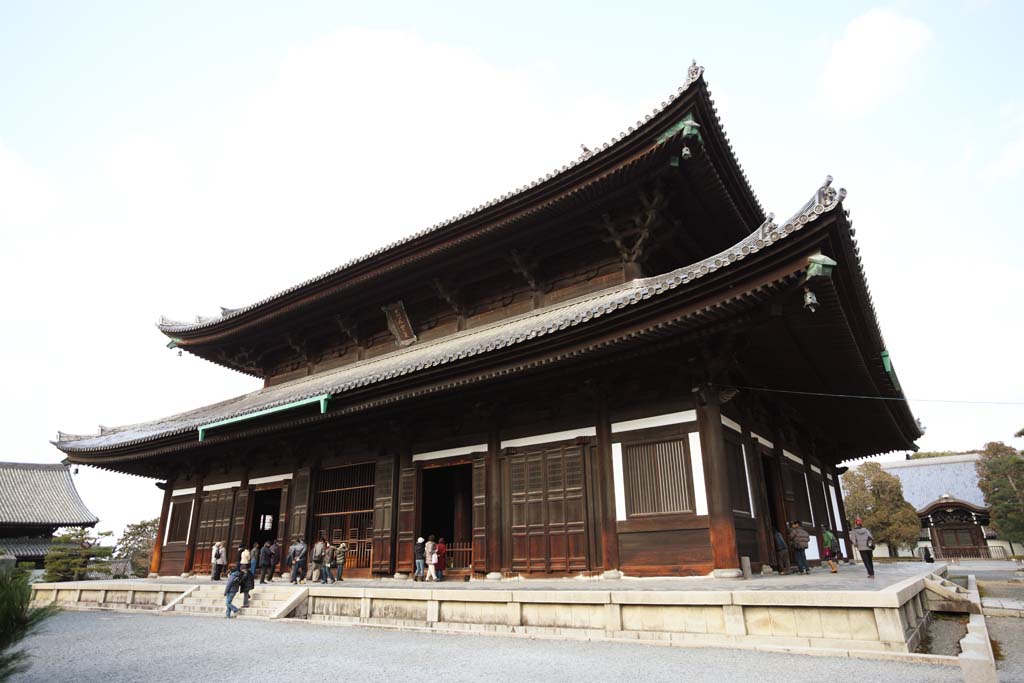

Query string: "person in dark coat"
[[224, 566, 242, 618], [788, 520, 810, 575], [249, 542, 260, 576], [239, 564, 255, 607], [436, 537, 447, 582], [335, 542, 348, 582], [269, 540, 280, 580], [259, 541, 274, 584], [773, 529, 791, 574], [289, 537, 308, 584]]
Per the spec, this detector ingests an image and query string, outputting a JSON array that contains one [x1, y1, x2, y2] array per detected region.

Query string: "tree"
[[1015, 427, 1023, 438], [114, 518, 159, 578], [43, 528, 113, 582], [976, 441, 1024, 544], [0, 567, 59, 681], [841, 462, 921, 556]]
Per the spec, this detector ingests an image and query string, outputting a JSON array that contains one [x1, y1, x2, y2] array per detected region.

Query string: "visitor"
[[311, 535, 326, 583], [216, 540, 228, 579], [425, 535, 438, 581], [788, 520, 810, 575], [240, 544, 251, 571], [250, 542, 260, 575], [773, 529, 790, 574], [289, 537, 308, 584], [822, 527, 840, 573], [413, 537, 426, 581], [224, 565, 242, 618], [269, 539, 280, 580], [211, 541, 224, 581], [436, 537, 447, 582], [851, 518, 876, 579], [239, 564, 254, 608], [259, 540, 274, 584], [336, 541, 348, 582], [322, 540, 335, 584]]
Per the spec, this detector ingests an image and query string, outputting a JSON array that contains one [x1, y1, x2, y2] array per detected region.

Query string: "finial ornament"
[[579, 144, 593, 161], [687, 60, 702, 84], [758, 212, 778, 239]]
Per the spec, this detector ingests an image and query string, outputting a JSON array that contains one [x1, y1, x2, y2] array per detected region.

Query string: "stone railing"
[[30, 581, 192, 612]]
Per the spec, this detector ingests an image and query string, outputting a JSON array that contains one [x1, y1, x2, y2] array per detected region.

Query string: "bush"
[[0, 567, 59, 681]]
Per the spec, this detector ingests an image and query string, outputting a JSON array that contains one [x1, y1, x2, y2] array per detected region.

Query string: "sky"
[[2, 1, 1022, 541]]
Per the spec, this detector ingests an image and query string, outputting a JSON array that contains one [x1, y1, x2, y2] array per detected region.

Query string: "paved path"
[[17, 611, 962, 683]]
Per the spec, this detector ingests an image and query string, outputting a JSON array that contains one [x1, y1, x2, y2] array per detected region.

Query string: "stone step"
[[174, 604, 275, 617], [184, 594, 289, 606]]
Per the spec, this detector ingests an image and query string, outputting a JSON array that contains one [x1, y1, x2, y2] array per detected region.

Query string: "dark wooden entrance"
[[503, 440, 591, 573], [311, 462, 376, 576], [249, 488, 281, 547], [421, 462, 474, 570]]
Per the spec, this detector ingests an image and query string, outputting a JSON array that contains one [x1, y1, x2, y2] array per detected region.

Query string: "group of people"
[[284, 536, 349, 584], [773, 518, 876, 578], [412, 535, 447, 581]]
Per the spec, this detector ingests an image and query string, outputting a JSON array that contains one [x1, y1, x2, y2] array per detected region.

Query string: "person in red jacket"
[[436, 537, 448, 582]]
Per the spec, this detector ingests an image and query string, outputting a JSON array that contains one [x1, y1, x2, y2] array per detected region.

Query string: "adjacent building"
[[52, 64, 921, 579], [0, 461, 99, 567]]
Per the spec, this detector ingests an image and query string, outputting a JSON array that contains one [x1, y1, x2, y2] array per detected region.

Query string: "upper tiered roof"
[[0, 462, 98, 529]]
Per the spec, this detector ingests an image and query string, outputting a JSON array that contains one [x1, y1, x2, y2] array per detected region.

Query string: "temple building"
[[0, 462, 98, 567], [879, 454, 1022, 560], [53, 63, 921, 579]]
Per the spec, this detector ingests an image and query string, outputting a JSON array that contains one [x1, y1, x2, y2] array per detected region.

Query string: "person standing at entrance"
[[224, 566, 242, 618], [413, 537, 426, 581], [311, 536, 326, 583], [851, 518, 876, 578], [250, 543, 260, 576], [821, 528, 840, 573], [424, 535, 438, 581], [336, 542, 347, 581], [773, 529, 790, 574], [289, 537, 308, 584], [269, 539, 280, 580], [322, 541, 335, 584], [259, 541, 273, 584], [212, 542, 224, 581], [216, 540, 228, 579], [436, 537, 447, 582], [240, 545, 251, 571], [788, 521, 810, 575]]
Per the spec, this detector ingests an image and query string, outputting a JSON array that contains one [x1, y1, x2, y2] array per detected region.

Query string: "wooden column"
[[485, 426, 502, 574], [830, 464, 852, 558], [595, 398, 620, 571], [182, 475, 205, 574], [742, 427, 773, 570], [695, 390, 740, 576], [802, 455, 824, 561], [149, 481, 173, 577]]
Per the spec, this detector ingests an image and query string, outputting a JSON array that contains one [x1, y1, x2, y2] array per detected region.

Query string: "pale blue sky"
[[2, 1, 1021, 537]]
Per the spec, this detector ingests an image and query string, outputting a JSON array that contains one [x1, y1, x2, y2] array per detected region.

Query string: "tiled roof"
[[0, 537, 56, 560], [57, 176, 844, 455], [881, 455, 986, 510], [0, 462, 99, 526], [157, 63, 765, 337]]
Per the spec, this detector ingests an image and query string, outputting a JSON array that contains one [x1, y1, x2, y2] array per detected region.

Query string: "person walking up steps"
[[788, 520, 810, 575], [851, 518, 876, 578], [239, 564, 254, 608], [224, 565, 242, 618]]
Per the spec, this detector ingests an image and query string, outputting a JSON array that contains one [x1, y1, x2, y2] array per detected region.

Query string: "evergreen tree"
[[976, 441, 1024, 544], [0, 567, 59, 681], [114, 518, 159, 578], [841, 462, 920, 556], [43, 528, 113, 582]]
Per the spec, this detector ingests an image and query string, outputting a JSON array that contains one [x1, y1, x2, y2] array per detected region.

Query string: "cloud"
[[0, 139, 57, 229], [818, 8, 931, 118], [981, 104, 1024, 180]]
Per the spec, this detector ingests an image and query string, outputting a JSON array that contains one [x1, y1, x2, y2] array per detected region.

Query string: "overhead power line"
[[715, 384, 1024, 406]]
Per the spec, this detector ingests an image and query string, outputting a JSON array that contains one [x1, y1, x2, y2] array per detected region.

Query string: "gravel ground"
[[988, 617, 1024, 682], [979, 580, 1024, 600], [14, 611, 964, 683]]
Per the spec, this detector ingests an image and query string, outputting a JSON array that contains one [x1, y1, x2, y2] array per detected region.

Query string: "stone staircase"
[[923, 572, 979, 614], [172, 583, 298, 618]]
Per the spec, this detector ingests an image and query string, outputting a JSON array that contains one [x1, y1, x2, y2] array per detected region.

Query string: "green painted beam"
[[198, 394, 330, 441]]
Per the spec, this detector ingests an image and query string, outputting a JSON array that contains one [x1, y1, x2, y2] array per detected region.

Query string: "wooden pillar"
[[742, 427, 773, 570], [802, 456, 824, 563], [276, 481, 290, 576], [182, 475, 205, 574], [484, 426, 502, 574], [831, 464, 852, 558], [149, 481, 173, 577], [595, 397, 620, 571], [695, 390, 740, 576]]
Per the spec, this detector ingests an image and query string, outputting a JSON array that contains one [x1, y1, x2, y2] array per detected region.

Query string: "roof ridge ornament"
[[579, 144, 593, 161], [687, 59, 703, 85], [758, 212, 777, 239]]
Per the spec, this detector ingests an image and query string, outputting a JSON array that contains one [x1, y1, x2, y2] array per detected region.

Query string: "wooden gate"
[[192, 489, 234, 575], [311, 462, 376, 575], [371, 457, 396, 574], [505, 440, 590, 573]]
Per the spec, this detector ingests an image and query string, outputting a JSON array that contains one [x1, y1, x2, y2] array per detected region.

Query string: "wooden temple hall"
[[54, 64, 921, 580]]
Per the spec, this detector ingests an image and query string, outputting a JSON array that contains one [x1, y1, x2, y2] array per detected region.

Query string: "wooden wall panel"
[[371, 457, 395, 574], [192, 490, 234, 575], [158, 545, 186, 576], [618, 528, 712, 576], [472, 454, 487, 572], [395, 458, 419, 573]]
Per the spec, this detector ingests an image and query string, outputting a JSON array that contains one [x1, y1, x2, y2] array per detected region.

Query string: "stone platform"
[[31, 563, 957, 656]]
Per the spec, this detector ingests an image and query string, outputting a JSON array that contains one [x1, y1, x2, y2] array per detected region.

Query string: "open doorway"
[[420, 464, 473, 570], [249, 488, 281, 547]]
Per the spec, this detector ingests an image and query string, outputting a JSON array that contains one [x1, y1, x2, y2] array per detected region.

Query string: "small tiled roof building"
[[0, 461, 98, 566]]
